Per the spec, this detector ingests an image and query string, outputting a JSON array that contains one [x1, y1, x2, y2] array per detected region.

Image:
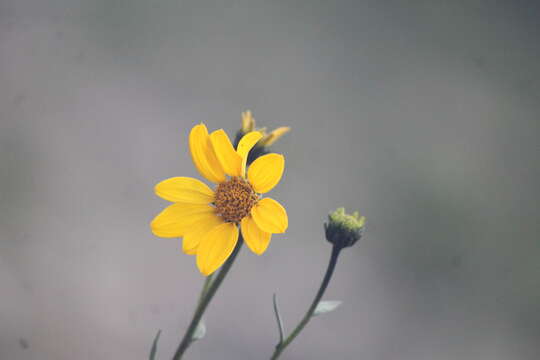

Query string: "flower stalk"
[[172, 237, 244, 360], [270, 207, 365, 359], [270, 244, 342, 360]]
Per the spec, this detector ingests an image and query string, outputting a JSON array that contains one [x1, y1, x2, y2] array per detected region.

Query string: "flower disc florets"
[[215, 177, 259, 223]]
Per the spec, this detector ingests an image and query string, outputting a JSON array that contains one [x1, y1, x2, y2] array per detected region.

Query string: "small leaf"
[[272, 293, 285, 344], [192, 320, 206, 341], [313, 300, 342, 316], [149, 329, 161, 360]]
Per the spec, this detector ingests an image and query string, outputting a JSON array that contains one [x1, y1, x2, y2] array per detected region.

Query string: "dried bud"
[[234, 110, 290, 165], [259, 126, 291, 147], [324, 208, 366, 249], [241, 110, 256, 133]]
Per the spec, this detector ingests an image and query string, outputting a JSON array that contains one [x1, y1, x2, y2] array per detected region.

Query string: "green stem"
[[172, 236, 244, 360], [270, 245, 342, 360]]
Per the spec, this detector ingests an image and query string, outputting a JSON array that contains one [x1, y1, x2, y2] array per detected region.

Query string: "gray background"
[[1, 0, 539, 359]]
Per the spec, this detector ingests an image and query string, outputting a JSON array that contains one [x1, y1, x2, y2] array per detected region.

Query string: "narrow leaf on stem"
[[192, 320, 206, 341], [149, 329, 161, 360], [272, 293, 285, 344], [313, 300, 342, 316]]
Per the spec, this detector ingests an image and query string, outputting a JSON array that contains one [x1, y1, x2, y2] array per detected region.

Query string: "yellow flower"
[[151, 123, 288, 275]]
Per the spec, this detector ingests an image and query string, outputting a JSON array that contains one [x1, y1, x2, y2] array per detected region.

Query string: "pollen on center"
[[214, 177, 259, 223]]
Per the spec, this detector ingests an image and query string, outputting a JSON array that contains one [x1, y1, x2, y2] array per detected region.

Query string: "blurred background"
[[1, 0, 539, 359]]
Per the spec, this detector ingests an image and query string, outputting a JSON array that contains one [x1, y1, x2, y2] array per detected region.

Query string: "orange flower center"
[[214, 177, 258, 223]]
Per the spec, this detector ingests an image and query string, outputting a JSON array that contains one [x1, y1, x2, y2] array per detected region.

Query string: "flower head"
[[234, 110, 291, 165], [151, 121, 288, 275], [324, 208, 365, 249]]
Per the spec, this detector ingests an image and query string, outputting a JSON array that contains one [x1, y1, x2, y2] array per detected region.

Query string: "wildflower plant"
[[149, 111, 366, 359]]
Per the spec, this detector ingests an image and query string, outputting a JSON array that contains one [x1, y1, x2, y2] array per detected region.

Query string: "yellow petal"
[[151, 203, 216, 238], [196, 222, 239, 276], [241, 215, 271, 255], [247, 153, 285, 194], [251, 198, 288, 234], [155, 177, 215, 204], [209, 129, 242, 177], [182, 213, 225, 255], [204, 136, 228, 182], [237, 131, 263, 177], [189, 124, 226, 184]]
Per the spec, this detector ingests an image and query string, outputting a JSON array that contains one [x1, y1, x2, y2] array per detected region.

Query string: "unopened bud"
[[324, 208, 366, 249]]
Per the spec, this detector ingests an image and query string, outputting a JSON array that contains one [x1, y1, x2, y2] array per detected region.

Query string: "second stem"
[[270, 245, 342, 360]]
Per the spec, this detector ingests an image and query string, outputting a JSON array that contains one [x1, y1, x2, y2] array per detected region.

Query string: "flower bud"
[[324, 208, 366, 249]]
